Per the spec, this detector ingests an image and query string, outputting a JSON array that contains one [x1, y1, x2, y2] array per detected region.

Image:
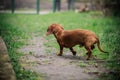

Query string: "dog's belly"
[[62, 43, 79, 48], [63, 44, 71, 48], [61, 37, 84, 48]]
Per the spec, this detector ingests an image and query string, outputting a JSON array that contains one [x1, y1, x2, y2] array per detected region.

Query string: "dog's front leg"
[[57, 45, 63, 56], [70, 47, 76, 56]]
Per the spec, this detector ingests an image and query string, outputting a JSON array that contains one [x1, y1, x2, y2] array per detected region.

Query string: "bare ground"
[[18, 34, 106, 80]]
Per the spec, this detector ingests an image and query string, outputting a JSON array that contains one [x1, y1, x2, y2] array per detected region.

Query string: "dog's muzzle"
[[46, 32, 51, 36]]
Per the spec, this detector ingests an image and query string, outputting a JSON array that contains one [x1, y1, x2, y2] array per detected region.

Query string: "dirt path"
[[18, 34, 105, 80]]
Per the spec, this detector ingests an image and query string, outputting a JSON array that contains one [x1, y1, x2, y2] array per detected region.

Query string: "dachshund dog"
[[46, 23, 107, 60]]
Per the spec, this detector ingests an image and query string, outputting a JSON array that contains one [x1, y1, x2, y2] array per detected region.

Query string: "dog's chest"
[[56, 32, 78, 47]]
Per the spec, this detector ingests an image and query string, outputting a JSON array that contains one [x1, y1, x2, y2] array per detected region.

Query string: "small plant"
[[29, 51, 33, 55], [77, 61, 88, 67]]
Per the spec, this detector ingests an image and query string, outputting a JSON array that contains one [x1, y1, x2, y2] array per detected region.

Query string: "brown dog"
[[46, 23, 107, 60]]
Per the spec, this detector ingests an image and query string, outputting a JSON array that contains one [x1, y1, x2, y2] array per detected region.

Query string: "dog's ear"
[[49, 24, 56, 32], [59, 26, 64, 30], [51, 23, 56, 27], [47, 24, 57, 33], [53, 24, 64, 30], [52, 27, 58, 33], [57, 24, 64, 30], [49, 23, 64, 33]]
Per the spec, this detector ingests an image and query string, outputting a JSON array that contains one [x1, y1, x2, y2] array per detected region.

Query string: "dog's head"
[[46, 23, 64, 36]]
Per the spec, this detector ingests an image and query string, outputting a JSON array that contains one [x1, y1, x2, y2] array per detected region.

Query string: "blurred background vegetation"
[[0, 0, 119, 15]]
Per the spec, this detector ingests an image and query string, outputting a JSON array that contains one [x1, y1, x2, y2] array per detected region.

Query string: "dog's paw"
[[86, 57, 90, 60], [57, 53, 62, 56], [72, 52, 76, 56]]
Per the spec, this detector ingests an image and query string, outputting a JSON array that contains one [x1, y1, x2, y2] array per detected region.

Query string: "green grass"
[[77, 61, 88, 67], [0, 11, 120, 80]]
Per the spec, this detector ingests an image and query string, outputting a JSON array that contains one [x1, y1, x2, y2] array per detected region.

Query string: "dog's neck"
[[53, 29, 63, 39]]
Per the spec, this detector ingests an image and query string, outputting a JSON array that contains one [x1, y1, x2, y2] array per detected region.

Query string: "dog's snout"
[[46, 32, 49, 36], [46, 32, 51, 36]]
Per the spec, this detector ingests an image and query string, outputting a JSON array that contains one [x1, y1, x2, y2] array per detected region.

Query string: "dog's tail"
[[96, 38, 108, 53]]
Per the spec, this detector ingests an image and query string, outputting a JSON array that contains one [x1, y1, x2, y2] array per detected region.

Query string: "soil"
[[18, 34, 106, 80]]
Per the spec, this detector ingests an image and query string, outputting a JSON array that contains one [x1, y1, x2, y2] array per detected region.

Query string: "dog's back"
[[60, 29, 97, 48]]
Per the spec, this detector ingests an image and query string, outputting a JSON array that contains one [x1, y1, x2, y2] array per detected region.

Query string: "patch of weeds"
[[29, 51, 33, 55], [45, 49, 52, 56], [88, 61, 98, 67], [97, 72, 120, 80], [44, 43, 51, 47], [42, 59, 51, 64], [27, 61, 37, 67], [17, 69, 44, 80], [0, 14, 44, 80], [11, 53, 41, 80], [88, 61, 95, 65], [77, 61, 88, 67]]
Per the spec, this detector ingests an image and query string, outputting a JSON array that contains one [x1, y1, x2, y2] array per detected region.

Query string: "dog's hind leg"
[[69, 47, 76, 56], [85, 46, 92, 60]]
